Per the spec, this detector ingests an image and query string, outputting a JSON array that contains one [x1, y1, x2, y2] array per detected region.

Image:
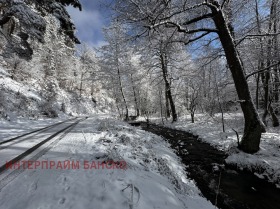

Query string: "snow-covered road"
[[0, 118, 80, 168], [0, 115, 214, 209]]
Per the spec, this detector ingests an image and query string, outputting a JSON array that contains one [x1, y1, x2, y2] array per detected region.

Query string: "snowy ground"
[[149, 113, 280, 187], [0, 116, 70, 142], [0, 115, 215, 209]]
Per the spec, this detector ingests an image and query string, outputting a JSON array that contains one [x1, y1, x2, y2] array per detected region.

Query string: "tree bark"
[[165, 90, 171, 118], [191, 112, 195, 123], [261, 69, 270, 126], [211, 8, 265, 153], [160, 52, 177, 122], [117, 67, 129, 121], [164, 90, 171, 120]]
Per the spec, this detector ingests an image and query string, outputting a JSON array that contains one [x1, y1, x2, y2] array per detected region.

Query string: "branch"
[[158, 2, 210, 22], [246, 61, 280, 80], [204, 0, 220, 10], [183, 13, 213, 25], [169, 24, 218, 34], [147, 21, 218, 34], [236, 32, 280, 46], [184, 31, 211, 45], [221, 0, 229, 9]]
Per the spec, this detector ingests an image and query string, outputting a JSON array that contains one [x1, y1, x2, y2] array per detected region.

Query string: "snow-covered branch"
[[236, 32, 280, 46]]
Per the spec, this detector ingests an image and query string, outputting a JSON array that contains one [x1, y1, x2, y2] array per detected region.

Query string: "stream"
[[131, 122, 280, 209]]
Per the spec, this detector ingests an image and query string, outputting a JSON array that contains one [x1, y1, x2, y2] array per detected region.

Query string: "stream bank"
[[133, 122, 280, 209]]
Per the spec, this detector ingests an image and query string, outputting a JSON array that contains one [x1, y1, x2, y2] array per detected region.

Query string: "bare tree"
[[114, 0, 267, 153], [100, 22, 130, 120], [159, 41, 178, 122]]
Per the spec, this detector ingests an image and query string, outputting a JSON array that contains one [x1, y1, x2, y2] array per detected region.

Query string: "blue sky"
[[67, 0, 113, 47]]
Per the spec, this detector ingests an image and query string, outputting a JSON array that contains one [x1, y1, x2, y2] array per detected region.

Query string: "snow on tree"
[[113, 0, 269, 153], [0, 0, 81, 60]]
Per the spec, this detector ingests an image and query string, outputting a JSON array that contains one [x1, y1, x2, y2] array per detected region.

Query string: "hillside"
[[0, 67, 114, 120]]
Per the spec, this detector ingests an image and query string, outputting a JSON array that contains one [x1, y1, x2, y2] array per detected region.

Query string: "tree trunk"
[[159, 86, 164, 124], [274, 67, 280, 103], [254, 0, 263, 111], [269, 105, 279, 127], [261, 0, 279, 127], [272, 1, 280, 103], [215, 77, 225, 132], [117, 67, 129, 121], [113, 91, 122, 118], [211, 8, 265, 153], [79, 72, 84, 97], [160, 52, 177, 122], [191, 112, 195, 123], [255, 72, 260, 109], [262, 70, 270, 126], [130, 74, 140, 117], [165, 90, 171, 118]]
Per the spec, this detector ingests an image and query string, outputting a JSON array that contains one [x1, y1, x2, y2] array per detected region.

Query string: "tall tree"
[[100, 22, 130, 120], [158, 40, 178, 122], [261, 0, 279, 127]]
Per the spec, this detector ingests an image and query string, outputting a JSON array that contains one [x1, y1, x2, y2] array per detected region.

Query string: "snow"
[[151, 113, 280, 187], [0, 118, 77, 166], [226, 131, 280, 187], [0, 115, 215, 209], [0, 76, 43, 102], [0, 68, 11, 77], [0, 116, 69, 142], [0, 68, 114, 120]]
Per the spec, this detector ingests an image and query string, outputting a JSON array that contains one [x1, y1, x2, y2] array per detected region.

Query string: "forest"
[[0, 1, 280, 209]]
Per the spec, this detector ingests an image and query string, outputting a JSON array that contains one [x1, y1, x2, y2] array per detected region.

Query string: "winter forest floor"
[[147, 113, 280, 188]]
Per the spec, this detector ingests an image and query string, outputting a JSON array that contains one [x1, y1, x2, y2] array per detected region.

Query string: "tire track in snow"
[[0, 117, 87, 190]]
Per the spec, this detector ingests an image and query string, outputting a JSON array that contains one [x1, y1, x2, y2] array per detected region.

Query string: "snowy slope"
[[0, 67, 114, 119], [0, 115, 215, 209]]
